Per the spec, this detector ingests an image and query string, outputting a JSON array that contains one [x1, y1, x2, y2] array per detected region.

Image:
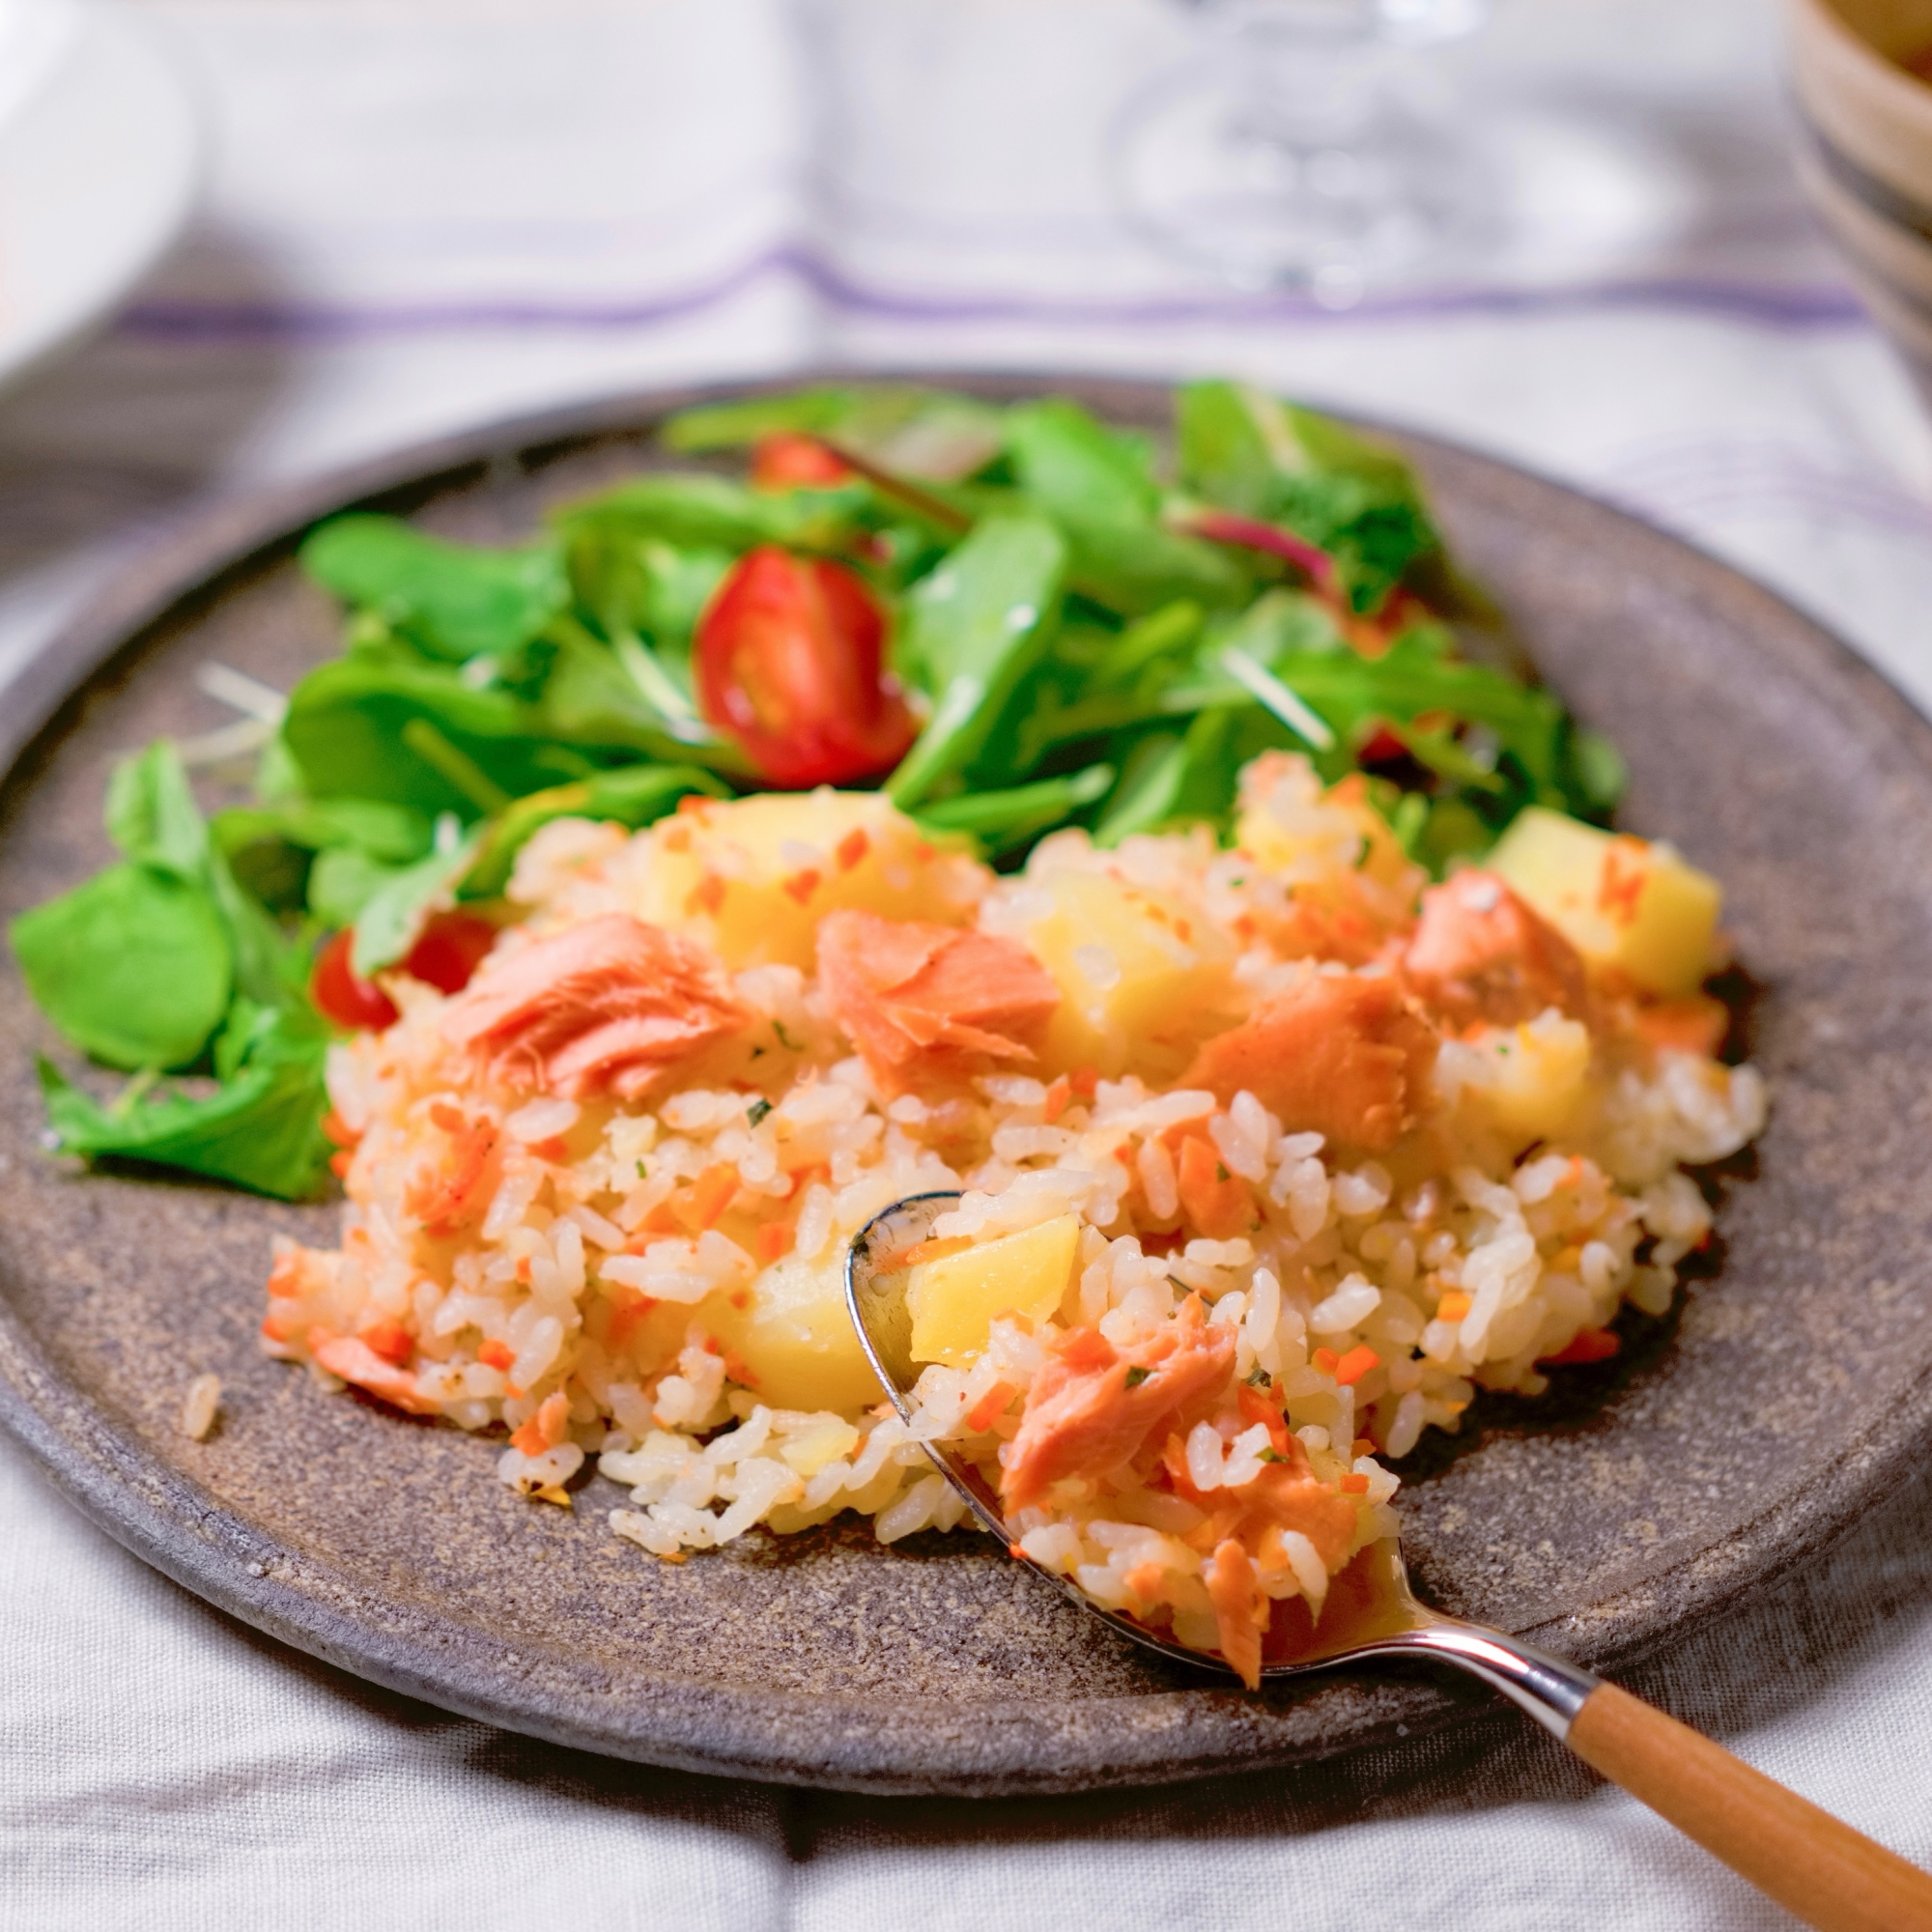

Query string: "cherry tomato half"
[[310, 929, 400, 1031], [751, 432, 853, 492], [400, 910, 498, 993], [309, 911, 497, 1031], [695, 546, 919, 789]]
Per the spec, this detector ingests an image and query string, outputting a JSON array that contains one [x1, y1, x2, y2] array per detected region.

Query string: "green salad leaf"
[[888, 514, 1067, 809], [38, 1004, 332, 1198], [12, 866, 232, 1072], [300, 515, 569, 663]]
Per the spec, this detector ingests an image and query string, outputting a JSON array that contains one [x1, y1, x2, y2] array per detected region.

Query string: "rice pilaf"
[[264, 752, 1764, 1684]]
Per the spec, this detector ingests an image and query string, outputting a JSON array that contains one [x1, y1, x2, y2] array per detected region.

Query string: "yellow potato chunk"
[[710, 1254, 883, 1412], [906, 1213, 1080, 1368], [1488, 807, 1720, 998], [636, 789, 987, 971], [1006, 869, 1235, 1081], [1452, 1012, 1595, 1142]]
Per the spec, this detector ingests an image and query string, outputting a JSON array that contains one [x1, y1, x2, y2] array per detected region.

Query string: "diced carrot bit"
[[267, 1250, 306, 1298], [1068, 1065, 1099, 1099], [429, 1101, 466, 1132], [661, 822, 693, 854], [528, 1136, 569, 1163], [1122, 1560, 1167, 1604], [781, 868, 822, 905], [477, 1339, 516, 1372], [676, 792, 711, 816], [729, 1290, 750, 1309], [899, 1234, 973, 1267], [534, 1389, 571, 1447], [1236, 1380, 1291, 1452], [676, 1163, 739, 1232], [701, 1334, 722, 1354], [604, 1293, 659, 1352], [1435, 1290, 1473, 1321], [328, 1151, 354, 1179], [754, 1220, 794, 1263], [963, 1380, 1017, 1434], [320, 1110, 356, 1149], [1041, 1075, 1071, 1125], [1176, 1133, 1253, 1240], [1541, 1325, 1621, 1366], [637, 1200, 683, 1238], [686, 873, 726, 916], [1333, 1345, 1379, 1387], [1311, 1347, 1341, 1376], [1339, 1472, 1371, 1494], [360, 1320, 413, 1367], [1008, 1543, 1028, 1560], [835, 827, 870, 871], [721, 1350, 759, 1389], [1351, 1437, 1377, 1458]]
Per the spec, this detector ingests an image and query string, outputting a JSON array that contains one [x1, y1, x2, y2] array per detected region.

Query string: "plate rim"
[[5, 369, 1932, 1794]]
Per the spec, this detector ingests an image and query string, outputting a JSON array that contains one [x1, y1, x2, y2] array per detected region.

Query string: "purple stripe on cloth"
[[1597, 437, 1932, 545], [115, 242, 1872, 341]]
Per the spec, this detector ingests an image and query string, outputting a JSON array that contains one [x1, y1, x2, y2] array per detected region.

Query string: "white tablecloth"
[[4, 3, 1932, 1925]]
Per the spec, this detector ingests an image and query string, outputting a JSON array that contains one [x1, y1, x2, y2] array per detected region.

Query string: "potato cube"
[[906, 1213, 1080, 1368], [1007, 869, 1235, 1082], [711, 1254, 884, 1411], [1451, 1012, 1595, 1142], [1488, 807, 1720, 998], [637, 789, 987, 970]]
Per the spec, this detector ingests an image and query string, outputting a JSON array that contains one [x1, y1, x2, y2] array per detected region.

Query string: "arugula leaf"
[[1176, 381, 1442, 611], [351, 819, 479, 977], [887, 514, 1068, 810], [300, 514, 568, 663], [11, 866, 233, 1071], [103, 741, 298, 1009], [38, 1006, 332, 1199], [914, 762, 1114, 857], [663, 384, 1005, 481], [213, 797, 434, 915], [307, 846, 408, 929], [280, 655, 673, 814], [105, 741, 210, 878], [551, 474, 870, 557], [1094, 710, 1236, 845], [462, 763, 726, 898], [1005, 398, 1161, 524]]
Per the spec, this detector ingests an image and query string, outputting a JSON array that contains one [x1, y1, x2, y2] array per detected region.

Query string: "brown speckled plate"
[[3, 375, 1930, 1797]]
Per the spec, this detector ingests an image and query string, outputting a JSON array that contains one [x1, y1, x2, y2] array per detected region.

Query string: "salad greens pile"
[[8, 379, 1624, 1202]]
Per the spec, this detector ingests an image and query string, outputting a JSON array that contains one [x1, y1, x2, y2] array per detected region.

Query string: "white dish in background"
[[0, 0, 201, 393]]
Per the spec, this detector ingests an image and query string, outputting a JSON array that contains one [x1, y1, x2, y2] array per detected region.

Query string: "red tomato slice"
[[752, 433, 853, 491], [310, 929, 400, 1031], [310, 912, 497, 1030], [695, 546, 919, 788], [401, 910, 497, 993]]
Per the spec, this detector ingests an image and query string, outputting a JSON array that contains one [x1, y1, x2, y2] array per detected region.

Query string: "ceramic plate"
[[3, 376, 1930, 1795]]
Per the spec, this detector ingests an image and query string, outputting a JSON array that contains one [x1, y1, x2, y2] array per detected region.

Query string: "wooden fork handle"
[[1567, 1682, 1932, 1932]]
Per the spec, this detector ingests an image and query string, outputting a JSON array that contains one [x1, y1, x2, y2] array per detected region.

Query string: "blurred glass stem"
[[1113, 0, 1489, 297]]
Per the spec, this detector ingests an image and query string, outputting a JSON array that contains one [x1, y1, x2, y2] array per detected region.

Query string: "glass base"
[[1110, 61, 1479, 298]]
